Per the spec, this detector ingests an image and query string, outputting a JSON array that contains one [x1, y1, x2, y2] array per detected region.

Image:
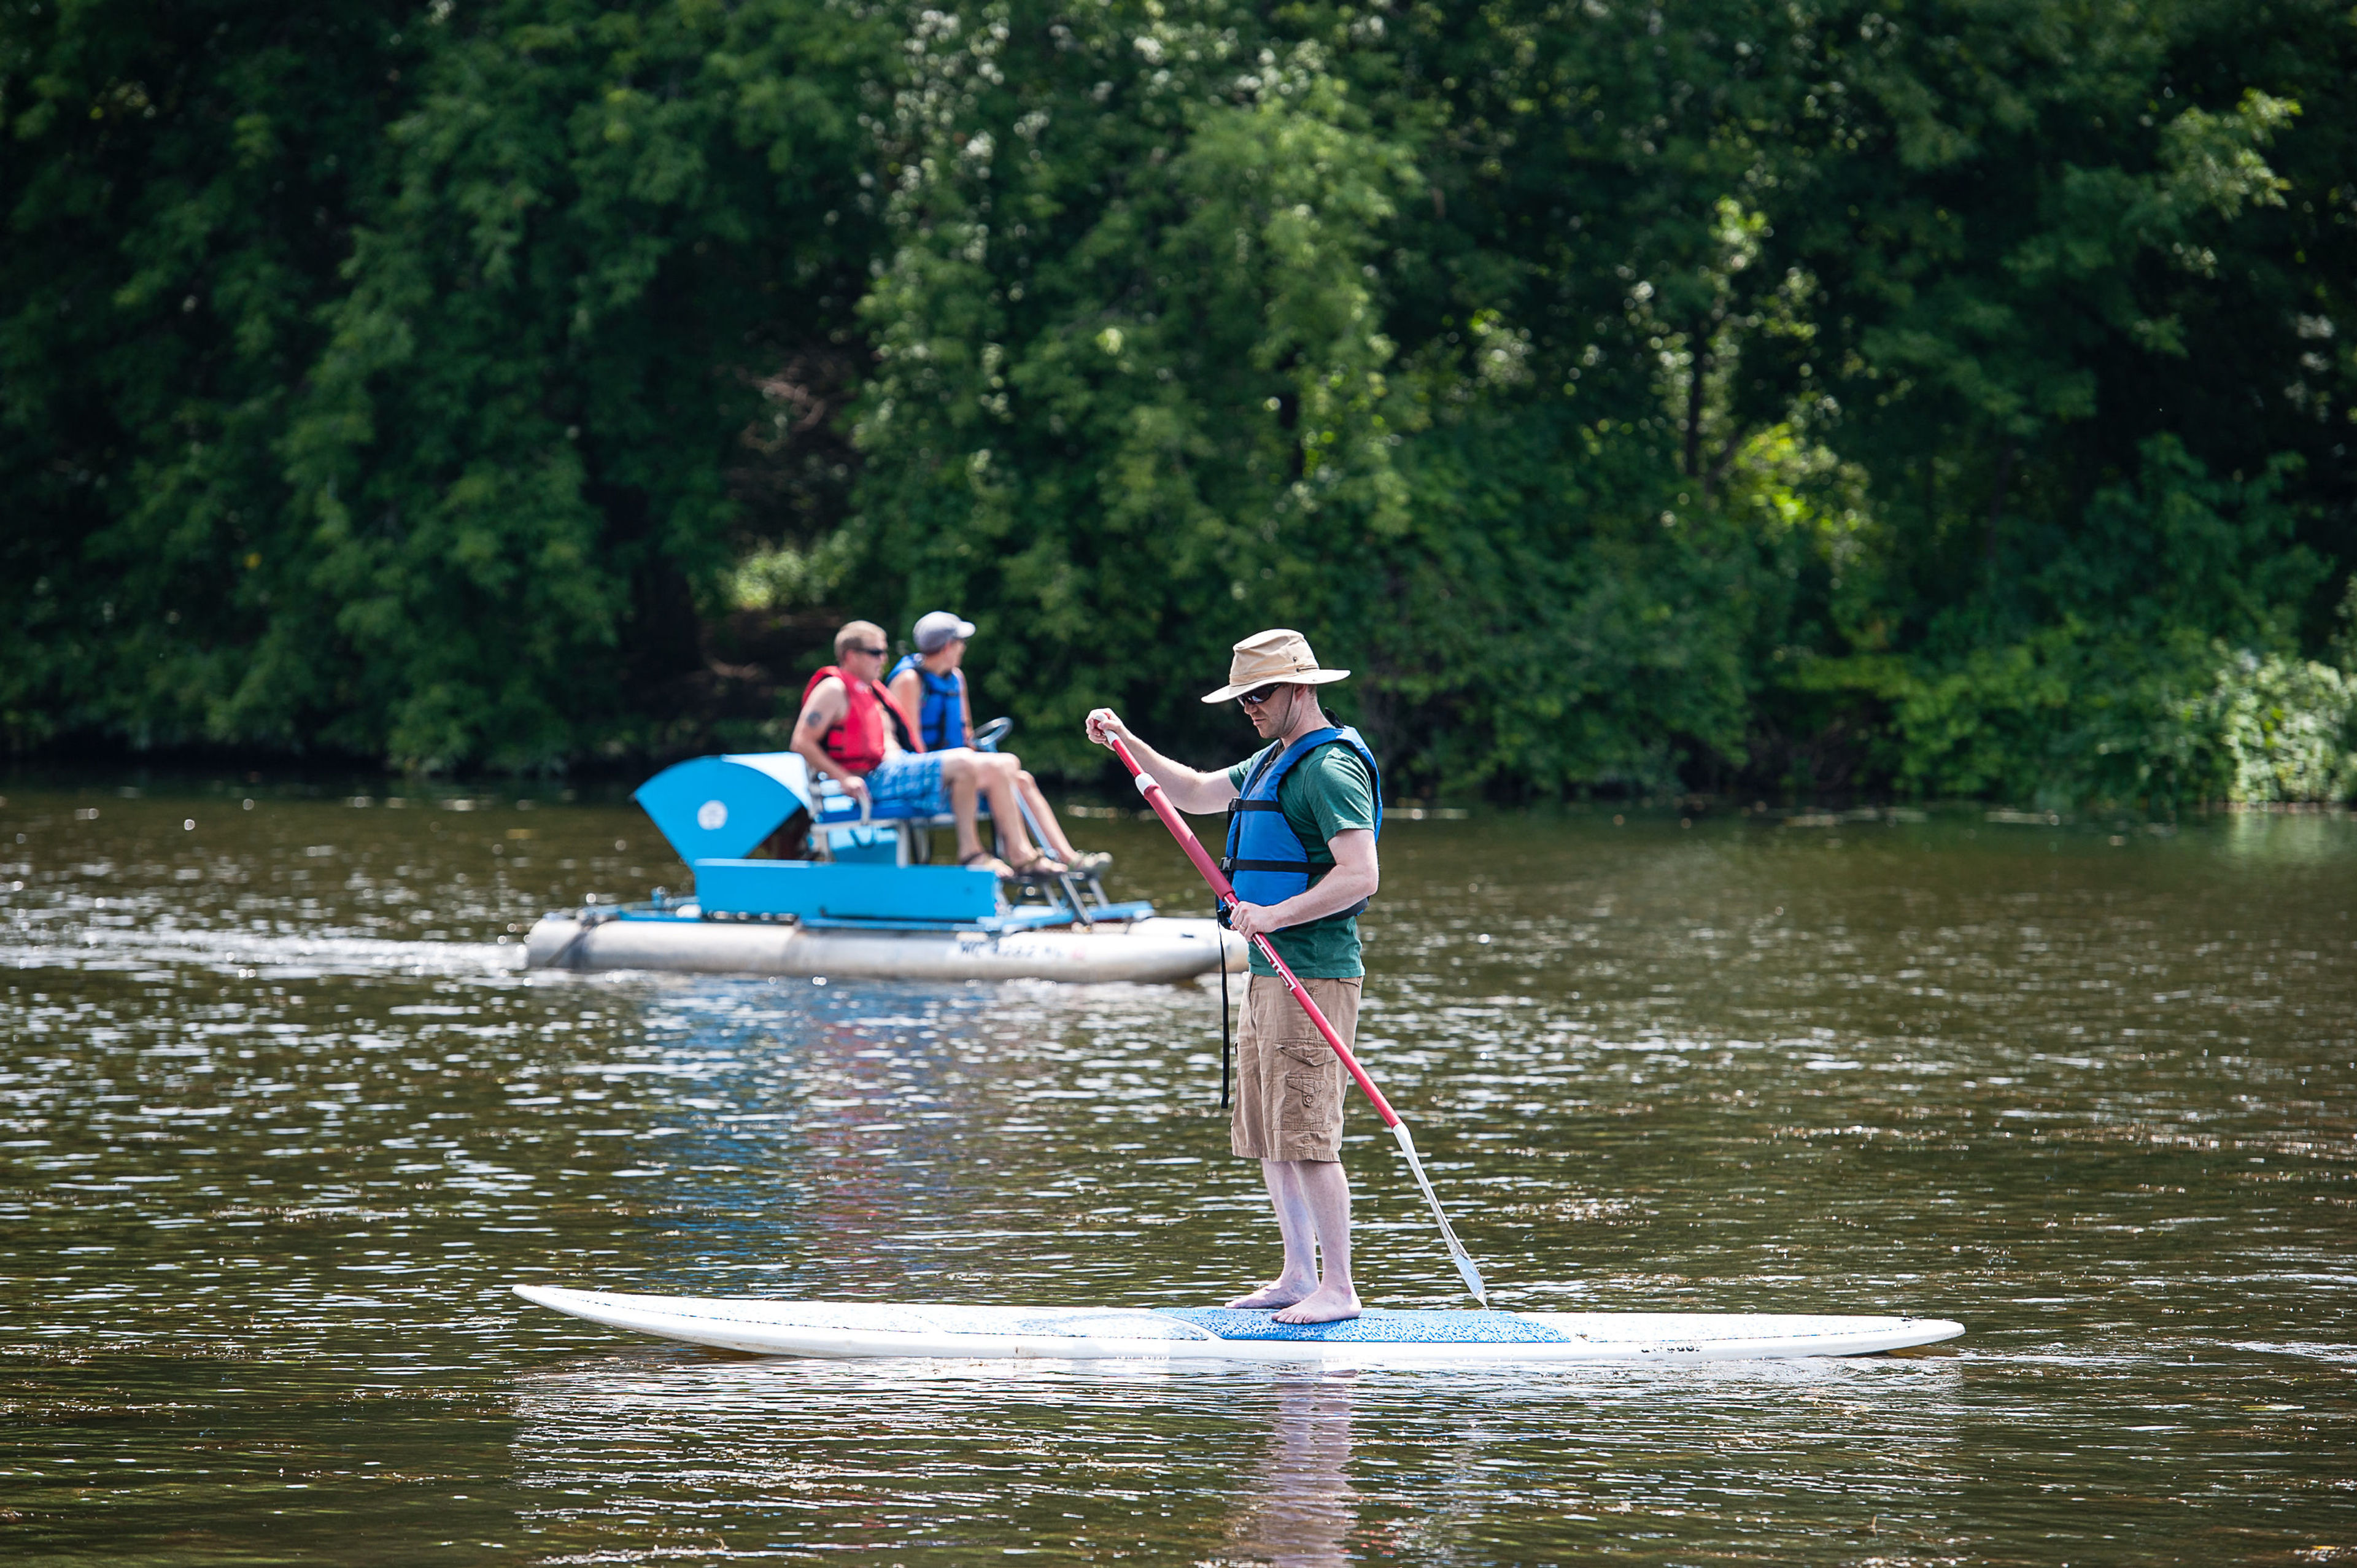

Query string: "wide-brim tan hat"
[[1200, 628, 1352, 703]]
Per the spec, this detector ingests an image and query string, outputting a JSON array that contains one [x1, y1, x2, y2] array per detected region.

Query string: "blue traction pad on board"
[[1156, 1307, 1568, 1343]]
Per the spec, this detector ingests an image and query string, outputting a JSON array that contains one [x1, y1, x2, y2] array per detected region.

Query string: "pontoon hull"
[[524, 913, 1245, 984]]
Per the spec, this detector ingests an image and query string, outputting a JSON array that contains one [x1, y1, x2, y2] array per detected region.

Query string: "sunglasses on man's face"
[[847, 645, 888, 658], [1237, 684, 1285, 708]]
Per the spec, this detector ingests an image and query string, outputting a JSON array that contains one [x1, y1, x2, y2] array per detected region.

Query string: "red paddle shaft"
[[1107, 732, 1490, 1306], [1110, 736, 1399, 1123]]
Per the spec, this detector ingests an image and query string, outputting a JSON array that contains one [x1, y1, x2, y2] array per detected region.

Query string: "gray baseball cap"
[[913, 610, 976, 653]]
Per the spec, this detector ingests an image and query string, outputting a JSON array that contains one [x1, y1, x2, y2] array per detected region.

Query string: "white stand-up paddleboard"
[[513, 1284, 1963, 1365]]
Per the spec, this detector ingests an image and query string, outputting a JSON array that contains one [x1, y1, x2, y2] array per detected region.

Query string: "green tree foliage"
[[5, 0, 2353, 802], [851, 3, 1439, 775], [4, 0, 889, 767], [1, 0, 424, 750], [843, 0, 2357, 796], [281, 0, 891, 767]]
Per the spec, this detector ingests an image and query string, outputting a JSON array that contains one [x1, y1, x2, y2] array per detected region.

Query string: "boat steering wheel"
[[972, 716, 1014, 753]]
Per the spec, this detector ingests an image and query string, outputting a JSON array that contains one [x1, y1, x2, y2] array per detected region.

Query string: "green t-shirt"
[[1225, 738, 1379, 979]]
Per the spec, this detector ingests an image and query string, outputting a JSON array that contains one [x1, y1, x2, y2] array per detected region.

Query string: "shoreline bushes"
[[5, 0, 2353, 804]]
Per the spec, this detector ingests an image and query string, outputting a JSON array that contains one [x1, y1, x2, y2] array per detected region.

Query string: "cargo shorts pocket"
[[1277, 1043, 1337, 1132]]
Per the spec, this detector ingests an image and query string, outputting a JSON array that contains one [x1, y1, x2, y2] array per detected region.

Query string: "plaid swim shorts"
[[862, 752, 951, 817]]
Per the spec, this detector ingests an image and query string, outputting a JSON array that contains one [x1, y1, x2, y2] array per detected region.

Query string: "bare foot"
[[1272, 1285, 1361, 1325], [1226, 1280, 1314, 1310]]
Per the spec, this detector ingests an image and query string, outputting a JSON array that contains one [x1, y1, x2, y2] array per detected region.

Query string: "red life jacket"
[[800, 666, 924, 774]]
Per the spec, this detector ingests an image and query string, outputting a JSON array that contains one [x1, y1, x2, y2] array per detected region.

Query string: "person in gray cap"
[[1083, 628, 1380, 1324], [889, 612, 1109, 875], [888, 611, 979, 751]]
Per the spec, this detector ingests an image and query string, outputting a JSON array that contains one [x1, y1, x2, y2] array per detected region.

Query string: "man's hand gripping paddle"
[[1109, 735, 1491, 1308]]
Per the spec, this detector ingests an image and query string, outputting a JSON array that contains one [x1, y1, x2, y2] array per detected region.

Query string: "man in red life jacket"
[[792, 620, 1064, 879]]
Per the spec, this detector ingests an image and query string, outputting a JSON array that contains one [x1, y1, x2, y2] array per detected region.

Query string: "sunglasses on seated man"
[[1236, 684, 1289, 708], [845, 643, 889, 658]]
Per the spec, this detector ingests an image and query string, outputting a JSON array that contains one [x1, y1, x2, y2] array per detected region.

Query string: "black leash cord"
[[1218, 946, 1233, 1110], [1216, 898, 1233, 1109]]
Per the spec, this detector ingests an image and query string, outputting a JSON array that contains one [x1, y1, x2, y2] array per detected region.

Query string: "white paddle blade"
[[1449, 1247, 1490, 1309], [1428, 1200, 1489, 1308], [1390, 1120, 1492, 1310]]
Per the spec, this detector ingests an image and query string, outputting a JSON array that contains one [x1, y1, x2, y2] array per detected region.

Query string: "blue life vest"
[[1222, 726, 1382, 913], [888, 654, 967, 750]]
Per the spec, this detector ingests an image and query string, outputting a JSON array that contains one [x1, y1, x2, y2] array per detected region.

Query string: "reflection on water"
[[1, 779, 2352, 1562], [501, 1351, 1968, 1561], [1223, 1375, 1357, 1568]]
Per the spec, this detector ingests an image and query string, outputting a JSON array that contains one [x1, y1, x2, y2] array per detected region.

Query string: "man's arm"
[[1082, 708, 1240, 815], [1226, 828, 1377, 941], [791, 678, 869, 801]]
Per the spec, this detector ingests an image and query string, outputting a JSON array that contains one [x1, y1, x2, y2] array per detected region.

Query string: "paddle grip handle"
[[1110, 735, 1401, 1128]]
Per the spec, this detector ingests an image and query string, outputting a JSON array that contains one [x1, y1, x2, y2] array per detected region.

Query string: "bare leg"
[[1271, 1159, 1358, 1324], [1227, 1159, 1358, 1322], [938, 757, 1011, 876], [1013, 769, 1082, 861], [974, 755, 1056, 868], [1227, 1161, 1322, 1309]]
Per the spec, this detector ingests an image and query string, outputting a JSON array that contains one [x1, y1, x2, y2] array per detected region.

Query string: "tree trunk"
[[1984, 439, 2017, 567], [1684, 321, 1709, 490]]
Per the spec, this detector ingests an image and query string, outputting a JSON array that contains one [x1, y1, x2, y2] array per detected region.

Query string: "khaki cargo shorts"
[[1231, 973, 1363, 1164]]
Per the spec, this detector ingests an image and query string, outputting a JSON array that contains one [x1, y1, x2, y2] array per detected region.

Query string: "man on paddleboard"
[[1085, 629, 1381, 1324]]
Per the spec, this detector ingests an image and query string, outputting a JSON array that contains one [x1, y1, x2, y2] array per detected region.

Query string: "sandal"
[[1007, 850, 1070, 880], [1063, 850, 1112, 875], [959, 849, 1016, 878]]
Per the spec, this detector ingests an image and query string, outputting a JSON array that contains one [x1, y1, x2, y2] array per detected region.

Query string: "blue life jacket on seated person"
[[1222, 726, 1383, 913], [888, 654, 967, 750]]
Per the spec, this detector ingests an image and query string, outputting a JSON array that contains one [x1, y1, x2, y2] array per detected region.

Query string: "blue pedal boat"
[[523, 749, 1244, 983]]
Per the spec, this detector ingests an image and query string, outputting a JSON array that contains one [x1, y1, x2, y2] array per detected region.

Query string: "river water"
[[2, 779, 2351, 1564]]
